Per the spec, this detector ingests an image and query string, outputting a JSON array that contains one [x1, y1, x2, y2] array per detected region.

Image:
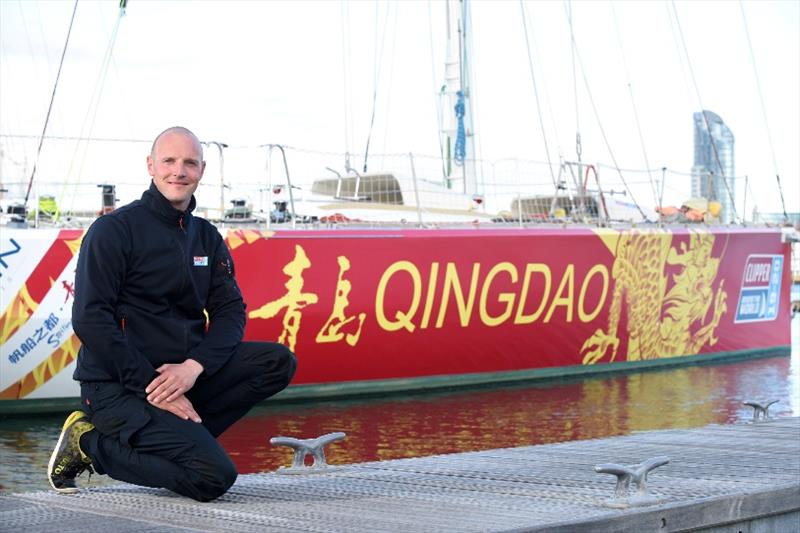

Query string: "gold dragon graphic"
[[581, 229, 727, 364]]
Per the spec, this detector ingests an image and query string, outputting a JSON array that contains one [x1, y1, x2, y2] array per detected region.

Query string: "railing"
[[1, 143, 793, 231]]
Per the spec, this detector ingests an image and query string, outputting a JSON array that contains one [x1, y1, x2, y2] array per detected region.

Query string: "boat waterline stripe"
[[0, 345, 789, 414]]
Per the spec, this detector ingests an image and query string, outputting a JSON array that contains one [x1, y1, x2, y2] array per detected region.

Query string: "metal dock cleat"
[[594, 456, 670, 508], [743, 400, 778, 422], [270, 432, 346, 474]]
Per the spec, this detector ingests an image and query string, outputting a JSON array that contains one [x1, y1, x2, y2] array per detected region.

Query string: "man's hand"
[[149, 393, 202, 423], [146, 358, 204, 404]]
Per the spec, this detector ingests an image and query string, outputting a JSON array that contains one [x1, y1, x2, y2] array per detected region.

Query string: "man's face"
[[147, 131, 206, 211]]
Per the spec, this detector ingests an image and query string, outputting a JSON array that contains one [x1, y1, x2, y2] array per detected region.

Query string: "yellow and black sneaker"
[[47, 410, 95, 494]]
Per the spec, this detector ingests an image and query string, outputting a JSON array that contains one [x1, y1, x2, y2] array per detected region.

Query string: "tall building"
[[692, 110, 735, 223]]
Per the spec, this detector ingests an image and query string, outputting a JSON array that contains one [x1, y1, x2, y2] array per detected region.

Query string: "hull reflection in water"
[[221, 344, 798, 475], [0, 327, 796, 494]]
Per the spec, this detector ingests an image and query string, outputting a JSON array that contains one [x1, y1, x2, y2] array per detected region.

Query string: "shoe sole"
[[47, 411, 86, 494]]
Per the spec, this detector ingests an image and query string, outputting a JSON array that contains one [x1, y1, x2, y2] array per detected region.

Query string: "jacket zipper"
[[175, 213, 191, 296], [177, 214, 192, 354]]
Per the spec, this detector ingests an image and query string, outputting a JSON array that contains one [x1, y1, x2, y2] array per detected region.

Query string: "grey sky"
[[1, 0, 797, 217]]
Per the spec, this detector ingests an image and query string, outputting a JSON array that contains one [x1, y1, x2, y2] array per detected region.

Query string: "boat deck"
[[1, 417, 798, 532]]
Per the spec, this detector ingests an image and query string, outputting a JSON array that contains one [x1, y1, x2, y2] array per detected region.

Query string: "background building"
[[692, 110, 736, 223]]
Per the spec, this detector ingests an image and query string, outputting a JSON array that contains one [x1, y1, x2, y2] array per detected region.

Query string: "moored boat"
[[1, 1, 798, 414], [1, 222, 795, 413]]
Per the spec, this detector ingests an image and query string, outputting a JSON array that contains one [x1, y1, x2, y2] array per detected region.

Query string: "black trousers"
[[80, 341, 296, 502]]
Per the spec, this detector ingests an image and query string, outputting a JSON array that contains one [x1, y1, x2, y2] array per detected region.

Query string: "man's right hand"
[[149, 393, 202, 423]]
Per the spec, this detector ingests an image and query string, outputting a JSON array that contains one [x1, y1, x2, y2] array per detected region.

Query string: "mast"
[[441, 0, 476, 194]]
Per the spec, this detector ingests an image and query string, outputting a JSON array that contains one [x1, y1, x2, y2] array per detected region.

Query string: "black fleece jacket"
[[72, 182, 245, 395]]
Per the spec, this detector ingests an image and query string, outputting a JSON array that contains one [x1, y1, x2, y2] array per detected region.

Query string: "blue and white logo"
[[734, 254, 783, 323]]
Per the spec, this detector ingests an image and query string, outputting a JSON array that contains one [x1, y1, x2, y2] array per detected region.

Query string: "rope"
[[452, 2, 470, 170], [670, 1, 739, 223], [462, 0, 484, 190], [23, 0, 78, 210], [453, 90, 466, 165], [520, 0, 558, 190], [738, 0, 789, 223]]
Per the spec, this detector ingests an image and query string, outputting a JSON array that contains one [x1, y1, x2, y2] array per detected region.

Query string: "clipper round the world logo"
[[735, 254, 783, 323]]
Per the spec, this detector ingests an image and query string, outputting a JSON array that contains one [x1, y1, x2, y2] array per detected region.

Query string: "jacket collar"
[[141, 181, 196, 224]]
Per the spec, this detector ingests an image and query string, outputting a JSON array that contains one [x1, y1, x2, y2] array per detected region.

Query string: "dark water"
[[1, 316, 797, 495]]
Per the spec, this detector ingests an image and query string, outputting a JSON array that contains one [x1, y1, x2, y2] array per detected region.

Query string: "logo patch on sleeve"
[[193, 256, 209, 267]]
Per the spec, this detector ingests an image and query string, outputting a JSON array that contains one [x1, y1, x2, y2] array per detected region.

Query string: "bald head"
[[147, 126, 206, 211], [150, 126, 204, 160]]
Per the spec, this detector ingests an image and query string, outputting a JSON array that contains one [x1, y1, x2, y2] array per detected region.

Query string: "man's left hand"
[[146, 358, 204, 403], [149, 393, 202, 423]]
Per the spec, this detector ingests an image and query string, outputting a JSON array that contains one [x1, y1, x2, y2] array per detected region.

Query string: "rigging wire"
[[9, 0, 45, 186], [340, 1, 353, 163], [744, 172, 761, 221], [32, 1, 57, 66], [362, 1, 392, 172], [664, 4, 695, 120], [17, 0, 63, 142], [663, 2, 714, 209], [60, 0, 127, 218], [2, 130, 745, 181], [738, 0, 789, 223], [609, 1, 658, 209], [32, 0, 64, 148], [107, 9, 136, 152], [566, 1, 580, 162], [463, 0, 484, 191], [427, 0, 448, 180], [669, 0, 739, 223], [596, 161, 755, 183], [519, 0, 557, 189], [1, 133, 150, 143], [22, 0, 78, 210], [378, 1, 399, 171], [0, 4, 26, 172], [524, 10, 564, 168], [561, 2, 649, 221]]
